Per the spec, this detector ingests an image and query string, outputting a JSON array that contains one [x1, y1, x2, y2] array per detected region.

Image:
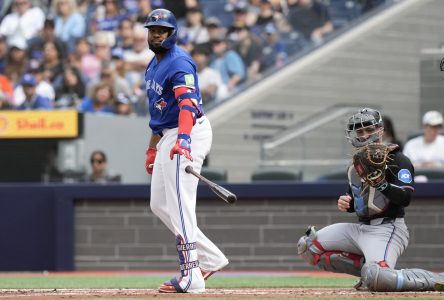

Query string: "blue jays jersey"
[[145, 45, 203, 135]]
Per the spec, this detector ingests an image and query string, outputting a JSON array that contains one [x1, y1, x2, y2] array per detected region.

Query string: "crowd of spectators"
[[0, 0, 387, 114]]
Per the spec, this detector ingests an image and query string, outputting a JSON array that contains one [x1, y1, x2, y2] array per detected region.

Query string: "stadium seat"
[[414, 168, 444, 181], [316, 169, 348, 182], [200, 167, 228, 182], [251, 167, 302, 181], [328, 0, 362, 29]]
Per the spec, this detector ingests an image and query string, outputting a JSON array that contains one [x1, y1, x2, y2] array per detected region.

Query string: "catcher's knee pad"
[[297, 226, 363, 277], [361, 262, 442, 292], [297, 226, 323, 265]]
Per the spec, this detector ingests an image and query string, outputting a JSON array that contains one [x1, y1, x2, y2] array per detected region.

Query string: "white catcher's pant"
[[150, 116, 228, 272]]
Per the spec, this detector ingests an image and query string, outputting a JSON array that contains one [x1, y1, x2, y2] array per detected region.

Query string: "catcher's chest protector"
[[347, 165, 390, 217]]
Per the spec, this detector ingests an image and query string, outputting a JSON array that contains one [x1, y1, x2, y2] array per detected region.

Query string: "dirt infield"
[[1, 288, 443, 299]]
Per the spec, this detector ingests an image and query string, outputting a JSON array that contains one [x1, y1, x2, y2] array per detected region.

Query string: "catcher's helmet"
[[144, 9, 177, 50], [346, 108, 383, 147]]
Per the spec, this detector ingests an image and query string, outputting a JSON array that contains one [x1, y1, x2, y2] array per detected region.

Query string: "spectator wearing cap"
[[260, 23, 287, 72], [111, 47, 140, 100], [181, 6, 210, 46], [205, 17, 227, 41], [191, 44, 227, 105], [15, 73, 52, 110], [27, 18, 68, 63], [54, 65, 86, 109], [111, 47, 127, 79], [250, 0, 291, 34], [114, 93, 134, 116], [3, 37, 28, 86], [178, 31, 195, 54], [209, 35, 246, 93], [403, 110, 444, 169], [228, 24, 262, 82], [14, 59, 55, 107], [287, 0, 333, 45], [53, 0, 86, 53], [0, 0, 45, 43], [230, 0, 250, 29]]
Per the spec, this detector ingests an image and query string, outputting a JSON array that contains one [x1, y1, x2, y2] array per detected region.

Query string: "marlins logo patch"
[[154, 98, 167, 113], [398, 169, 412, 183], [184, 74, 195, 86]]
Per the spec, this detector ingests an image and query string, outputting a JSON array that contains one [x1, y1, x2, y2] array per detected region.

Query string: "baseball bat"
[[185, 166, 237, 204]]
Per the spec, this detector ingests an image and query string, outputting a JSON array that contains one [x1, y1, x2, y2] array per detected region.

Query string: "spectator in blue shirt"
[[210, 36, 246, 93], [15, 74, 52, 110], [53, 0, 86, 53], [260, 23, 287, 72], [79, 81, 115, 114]]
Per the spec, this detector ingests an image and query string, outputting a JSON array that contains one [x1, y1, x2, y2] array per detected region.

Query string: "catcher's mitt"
[[353, 143, 398, 187]]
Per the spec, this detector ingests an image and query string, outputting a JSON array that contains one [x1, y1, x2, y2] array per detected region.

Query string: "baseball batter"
[[297, 108, 444, 292], [143, 9, 228, 293]]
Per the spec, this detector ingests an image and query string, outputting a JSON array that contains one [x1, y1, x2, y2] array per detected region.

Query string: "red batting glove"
[[145, 147, 157, 174], [170, 134, 193, 161]]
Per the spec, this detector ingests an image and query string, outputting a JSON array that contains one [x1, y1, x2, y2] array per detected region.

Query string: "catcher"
[[297, 108, 444, 292]]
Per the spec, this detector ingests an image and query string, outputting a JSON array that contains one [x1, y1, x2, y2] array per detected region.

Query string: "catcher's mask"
[[346, 108, 383, 147], [144, 8, 177, 50]]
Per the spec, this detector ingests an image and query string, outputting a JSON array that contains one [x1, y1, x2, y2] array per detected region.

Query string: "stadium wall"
[[1, 183, 443, 271]]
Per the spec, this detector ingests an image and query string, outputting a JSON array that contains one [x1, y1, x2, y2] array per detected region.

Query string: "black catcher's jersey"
[[346, 148, 415, 222]]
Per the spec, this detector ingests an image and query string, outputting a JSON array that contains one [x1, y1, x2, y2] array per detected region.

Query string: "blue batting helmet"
[[144, 9, 177, 50]]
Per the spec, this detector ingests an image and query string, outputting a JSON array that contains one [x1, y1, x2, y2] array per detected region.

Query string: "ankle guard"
[[362, 262, 444, 292], [176, 235, 199, 277]]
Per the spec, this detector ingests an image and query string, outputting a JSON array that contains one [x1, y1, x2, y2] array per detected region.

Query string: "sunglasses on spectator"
[[91, 159, 104, 164]]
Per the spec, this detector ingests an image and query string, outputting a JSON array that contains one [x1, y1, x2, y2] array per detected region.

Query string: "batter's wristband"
[[178, 133, 191, 142], [146, 147, 157, 154]]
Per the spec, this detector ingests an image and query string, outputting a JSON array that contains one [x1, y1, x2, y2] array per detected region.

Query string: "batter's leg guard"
[[361, 262, 444, 292], [159, 235, 205, 293], [297, 226, 364, 277]]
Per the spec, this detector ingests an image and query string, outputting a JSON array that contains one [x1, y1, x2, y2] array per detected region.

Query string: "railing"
[[258, 104, 365, 181]]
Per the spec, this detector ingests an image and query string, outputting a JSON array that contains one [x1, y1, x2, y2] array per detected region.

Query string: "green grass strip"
[[0, 275, 356, 289]]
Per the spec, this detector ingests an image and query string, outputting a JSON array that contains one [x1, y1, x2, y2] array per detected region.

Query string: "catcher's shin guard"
[[361, 262, 444, 292], [159, 235, 205, 293], [297, 226, 364, 277]]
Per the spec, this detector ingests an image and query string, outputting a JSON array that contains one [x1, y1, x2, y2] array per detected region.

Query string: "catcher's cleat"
[[353, 279, 368, 291]]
